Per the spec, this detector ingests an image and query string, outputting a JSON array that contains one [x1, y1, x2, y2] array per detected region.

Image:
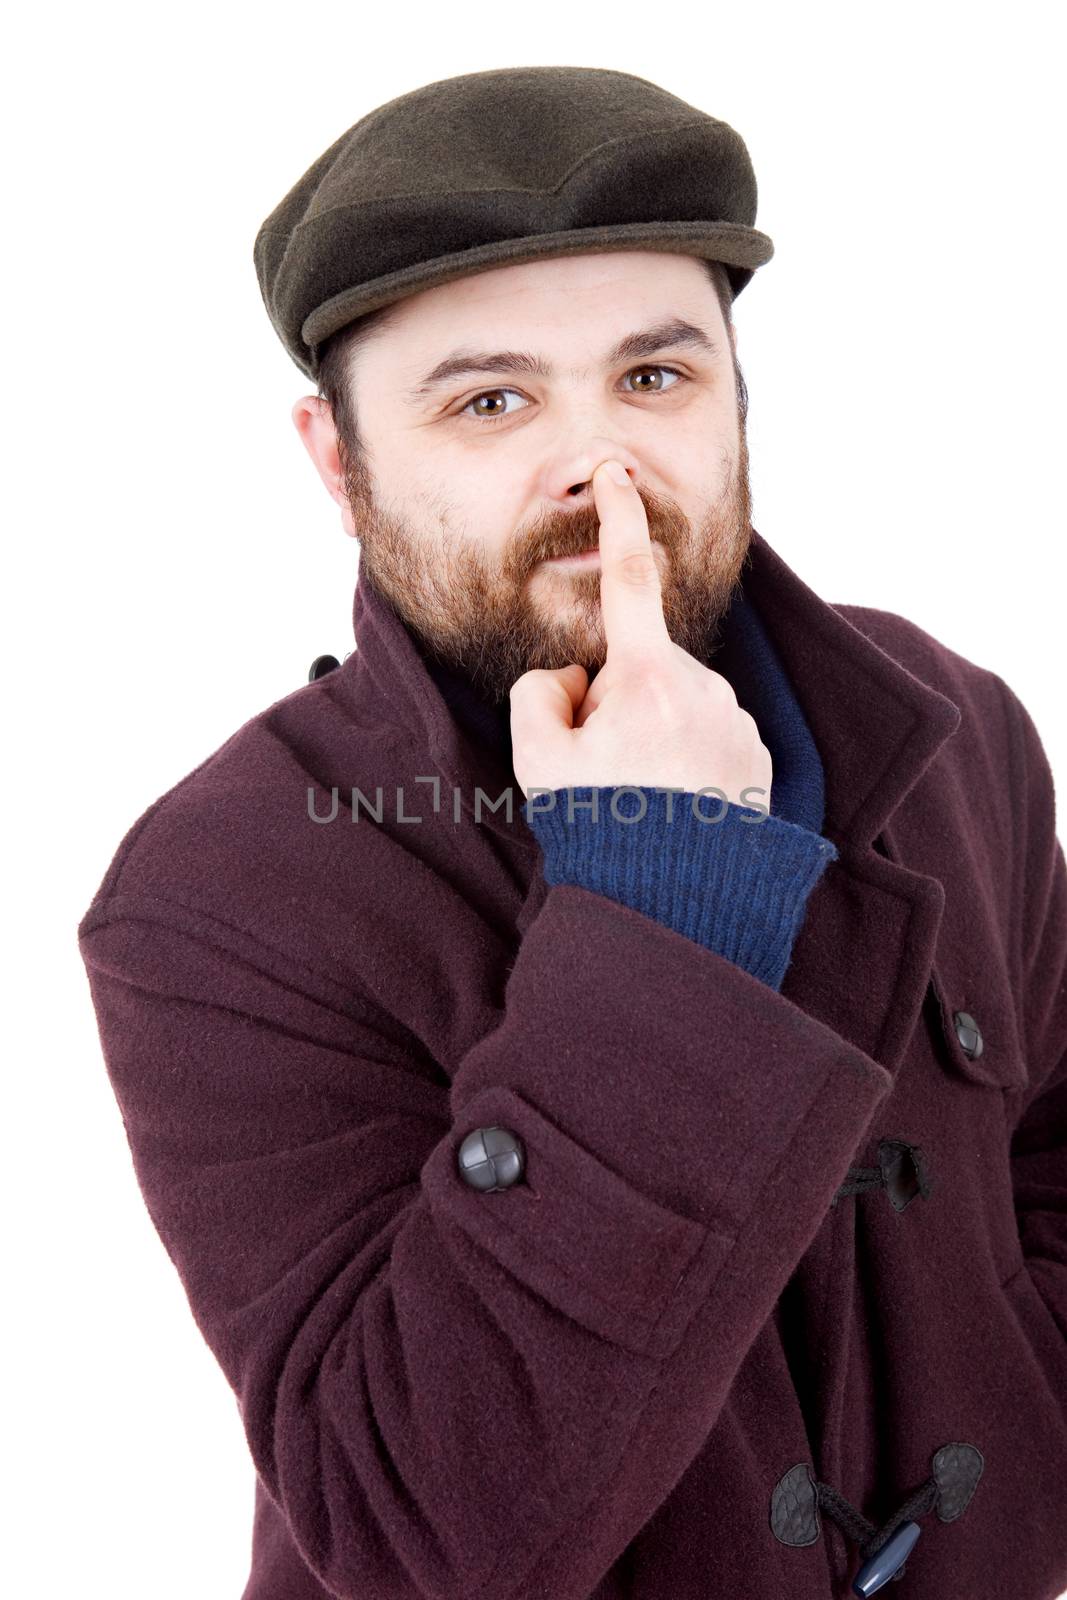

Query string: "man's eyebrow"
[[402, 318, 720, 407]]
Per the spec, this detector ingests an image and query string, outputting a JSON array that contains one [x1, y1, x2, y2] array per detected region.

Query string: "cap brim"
[[301, 217, 774, 363]]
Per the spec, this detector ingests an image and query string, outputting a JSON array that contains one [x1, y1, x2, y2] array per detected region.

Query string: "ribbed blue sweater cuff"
[[524, 787, 839, 991]]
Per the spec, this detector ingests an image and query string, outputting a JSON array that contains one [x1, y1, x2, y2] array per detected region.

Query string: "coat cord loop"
[[830, 1165, 884, 1206], [814, 1475, 939, 1569]]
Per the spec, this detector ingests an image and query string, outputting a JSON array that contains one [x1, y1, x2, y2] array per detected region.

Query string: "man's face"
[[298, 251, 753, 705]]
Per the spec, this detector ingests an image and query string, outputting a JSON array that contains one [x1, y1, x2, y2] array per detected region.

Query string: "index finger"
[[592, 460, 672, 664]]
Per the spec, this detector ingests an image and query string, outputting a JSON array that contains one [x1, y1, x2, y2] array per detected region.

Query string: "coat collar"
[[344, 525, 962, 856], [735, 530, 962, 849]]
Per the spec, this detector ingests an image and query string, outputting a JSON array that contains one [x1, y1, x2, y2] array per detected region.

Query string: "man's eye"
[[457, 365, 686, 425]]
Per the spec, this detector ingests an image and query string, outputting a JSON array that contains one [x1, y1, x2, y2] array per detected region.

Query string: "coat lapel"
[[737, 531, 963, 1075]]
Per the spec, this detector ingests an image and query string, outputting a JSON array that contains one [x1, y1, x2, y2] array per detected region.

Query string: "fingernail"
[[603, 460, 629, 486]]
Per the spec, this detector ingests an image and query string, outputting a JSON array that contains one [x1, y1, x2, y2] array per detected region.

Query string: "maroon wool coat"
[[77, 527, 1067, 1600]]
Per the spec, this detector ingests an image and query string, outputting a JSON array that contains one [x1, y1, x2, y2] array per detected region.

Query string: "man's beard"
[[342, 425, 754, 707]]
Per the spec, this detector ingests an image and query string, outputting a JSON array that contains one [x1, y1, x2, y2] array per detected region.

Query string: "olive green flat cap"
[[254, 64, 774, 382]]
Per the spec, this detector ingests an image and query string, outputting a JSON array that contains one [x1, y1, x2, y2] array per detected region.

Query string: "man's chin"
[[525, 612, 607, 674]]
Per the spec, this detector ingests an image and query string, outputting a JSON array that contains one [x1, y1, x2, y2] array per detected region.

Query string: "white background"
[[5, 3, 1065, 1595]]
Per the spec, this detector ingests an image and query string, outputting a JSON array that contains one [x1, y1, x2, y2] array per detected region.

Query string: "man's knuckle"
[[510, 670, 541, 701], [614, 550, 660, 586], [627, 648, 669, 686]]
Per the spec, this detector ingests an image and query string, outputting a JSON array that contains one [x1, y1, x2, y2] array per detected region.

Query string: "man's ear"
[[291, 396, 359, 540]]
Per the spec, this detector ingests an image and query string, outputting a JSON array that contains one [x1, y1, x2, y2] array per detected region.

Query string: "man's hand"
[[509, 460, 773, 808]]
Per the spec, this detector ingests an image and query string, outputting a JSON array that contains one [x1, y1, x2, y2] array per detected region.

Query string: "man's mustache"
[[513, 494, 676, 571]]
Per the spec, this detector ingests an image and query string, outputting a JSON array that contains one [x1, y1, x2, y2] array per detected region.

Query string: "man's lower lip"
[[547, 550, 601, 566]]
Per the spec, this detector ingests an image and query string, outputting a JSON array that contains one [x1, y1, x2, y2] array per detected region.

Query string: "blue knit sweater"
[[423, 587, 837, 991]]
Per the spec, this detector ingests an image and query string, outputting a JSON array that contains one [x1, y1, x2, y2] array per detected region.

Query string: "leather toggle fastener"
[[831, 1139, 934, 1212], [770, 1442, 984, 1595]]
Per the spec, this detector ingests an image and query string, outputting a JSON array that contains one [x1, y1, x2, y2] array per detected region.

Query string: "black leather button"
[[308, 653, 341, 682], [953, 1010, 984, 1060], [457, 1126, 525, 1191]]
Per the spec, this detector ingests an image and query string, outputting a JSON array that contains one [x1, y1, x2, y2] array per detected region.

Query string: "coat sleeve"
[[77, 880, 893, 1600], [1003, 681, 1067, 1352]]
